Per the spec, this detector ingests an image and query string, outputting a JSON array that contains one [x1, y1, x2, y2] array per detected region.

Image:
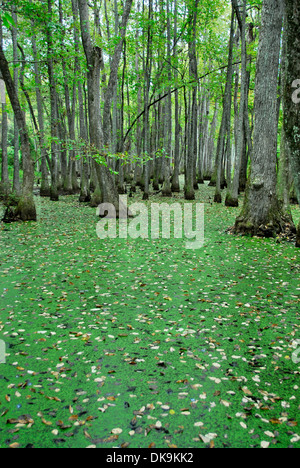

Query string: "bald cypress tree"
[[233, 0, 290, 238], [283, 0, 300, 247]]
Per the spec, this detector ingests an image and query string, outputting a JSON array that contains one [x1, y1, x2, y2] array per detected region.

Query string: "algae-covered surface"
[[0, 186, 299, 448]]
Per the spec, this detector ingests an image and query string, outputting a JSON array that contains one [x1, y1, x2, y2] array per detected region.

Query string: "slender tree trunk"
[[214, 5, 235, 203], [162, 0, 172, 197], [30, 22, 50, 197], [0, 101, 9, 195], [234, 0, 290, 238], [185, 0, 198, 201], [171, 0, 180, 193], [205, 102, 218, 179], [71, 0, 90, 202], [11, 9, 21, 196], [283, 0, 300, 246], [142, 0, 153, 201], [0, 20, 9, 196], [102, 0, 133, 147], [225, 0, 247, 206], [47, 0, 59, 201]]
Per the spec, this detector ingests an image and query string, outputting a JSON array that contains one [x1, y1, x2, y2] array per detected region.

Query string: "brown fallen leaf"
[[68, 415, 79, 421], [42, 418, 52, 426], [270, 418, 282, 425], [103, 435, 119, 443]]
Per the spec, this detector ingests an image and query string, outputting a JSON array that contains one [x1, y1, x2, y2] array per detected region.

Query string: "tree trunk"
[[0, 102, 9, 195], [162, 0, 172, 197], [0, 44, 36, 220], [78, 0, 132, 216], [171, 0, 180, 193], [102, 0, 133, 147], [47, 0, 59, 201], [225, 0, 247, 206], [214, 4, 235, 203], [234, 0, 290, 238], [71, 0, 90, 203], [30, 17, 50, 197], [185, 0, 198, 201], [11, 9, 21, 196], [283, 0, 300, 246], [142, 0, 153, 201], [0, 20, 9, 196]]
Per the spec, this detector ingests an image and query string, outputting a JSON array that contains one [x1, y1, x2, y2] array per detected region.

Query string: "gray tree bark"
[[283, 0, 300, 246], [225, 0, 247, 206], [78, 0, 132, 215], [0, 45, 36, 220], [234, 0, 289, 237], [47, 0, 59, 201], [0, 20, 9, 196], [185, 0, 198, 201], [11, 9, 21, 196], [214, 4, 235, 203], [30, 17, 50, 197]]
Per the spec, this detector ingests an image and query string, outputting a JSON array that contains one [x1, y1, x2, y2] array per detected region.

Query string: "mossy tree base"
[[15, 195, 37, 222], [79, 193, 91, 203], [162, 187, 172, 197], [184, 191, 195, 201], [0, 182, 11, 199], [184, 183, 195, 201], [233, 212, 296, 240], [40, 186, 51, 198], [214, 192, 222, 204], [225, 193, 239, 207], [90, 188, 103, 208], [171, 183, 180, 193], [50, 186, 59, 201]]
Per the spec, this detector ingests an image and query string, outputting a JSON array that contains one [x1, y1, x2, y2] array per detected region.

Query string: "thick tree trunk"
[[234, 0, 290, 238], [78, 0, 132, 216], [283, 0, 300, 246], [0, 44, 36, 220]]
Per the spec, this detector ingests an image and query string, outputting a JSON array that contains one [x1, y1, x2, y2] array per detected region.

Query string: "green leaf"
[[1, 12, 15, 28]]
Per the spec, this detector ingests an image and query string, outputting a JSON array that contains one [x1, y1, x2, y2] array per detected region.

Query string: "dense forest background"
[[0, 0, 299, 245]]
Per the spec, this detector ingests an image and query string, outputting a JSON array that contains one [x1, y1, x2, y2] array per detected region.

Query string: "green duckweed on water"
[[0, 186, 299, 448]]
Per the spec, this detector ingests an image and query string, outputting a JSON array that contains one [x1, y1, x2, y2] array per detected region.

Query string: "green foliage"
[[0, 10, 15, 28]]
